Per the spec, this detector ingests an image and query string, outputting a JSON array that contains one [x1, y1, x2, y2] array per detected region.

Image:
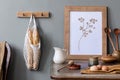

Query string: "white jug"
[[53, 47, 67, 64]]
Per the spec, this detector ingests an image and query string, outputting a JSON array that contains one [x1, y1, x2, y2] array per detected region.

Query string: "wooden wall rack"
[[17, 11, 50, 18]]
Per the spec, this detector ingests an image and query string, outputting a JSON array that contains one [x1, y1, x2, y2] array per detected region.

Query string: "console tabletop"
[[50, 61, 120, 80]]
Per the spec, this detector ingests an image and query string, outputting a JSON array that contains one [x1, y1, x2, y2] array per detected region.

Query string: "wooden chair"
[[3, 42, 11, 80]]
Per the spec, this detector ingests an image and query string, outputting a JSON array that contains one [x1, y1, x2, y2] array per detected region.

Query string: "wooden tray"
[[80, 64, 120, 74], [81, 68, 109, 74]]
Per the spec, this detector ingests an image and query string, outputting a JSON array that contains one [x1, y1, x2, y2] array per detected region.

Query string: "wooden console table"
[[50, 61, 120, 80]]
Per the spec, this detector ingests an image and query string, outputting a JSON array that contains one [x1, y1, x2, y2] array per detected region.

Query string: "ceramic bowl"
[[67, 64, 81, 70], [101, 55, 117, 63]]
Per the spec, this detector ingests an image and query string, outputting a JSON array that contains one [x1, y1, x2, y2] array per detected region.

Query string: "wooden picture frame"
[[64, 6, 107, 60]]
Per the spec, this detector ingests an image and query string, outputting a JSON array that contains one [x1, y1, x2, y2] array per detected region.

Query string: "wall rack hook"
[[17, 11, 50, 18]]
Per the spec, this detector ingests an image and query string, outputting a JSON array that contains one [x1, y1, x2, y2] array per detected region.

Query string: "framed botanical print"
[[64, 6, 107, 60]]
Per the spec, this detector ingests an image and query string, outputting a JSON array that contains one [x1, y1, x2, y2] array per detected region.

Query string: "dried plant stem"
[[78, 35, 84, 50]]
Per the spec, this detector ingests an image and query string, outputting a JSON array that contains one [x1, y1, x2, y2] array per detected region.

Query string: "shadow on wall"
[[36, 19, 53, 71], [107, 7, 113, 54], [7, 45, 27, 80]]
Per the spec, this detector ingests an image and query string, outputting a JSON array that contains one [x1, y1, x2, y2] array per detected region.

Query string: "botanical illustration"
[[78, 17, 98, 50]]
